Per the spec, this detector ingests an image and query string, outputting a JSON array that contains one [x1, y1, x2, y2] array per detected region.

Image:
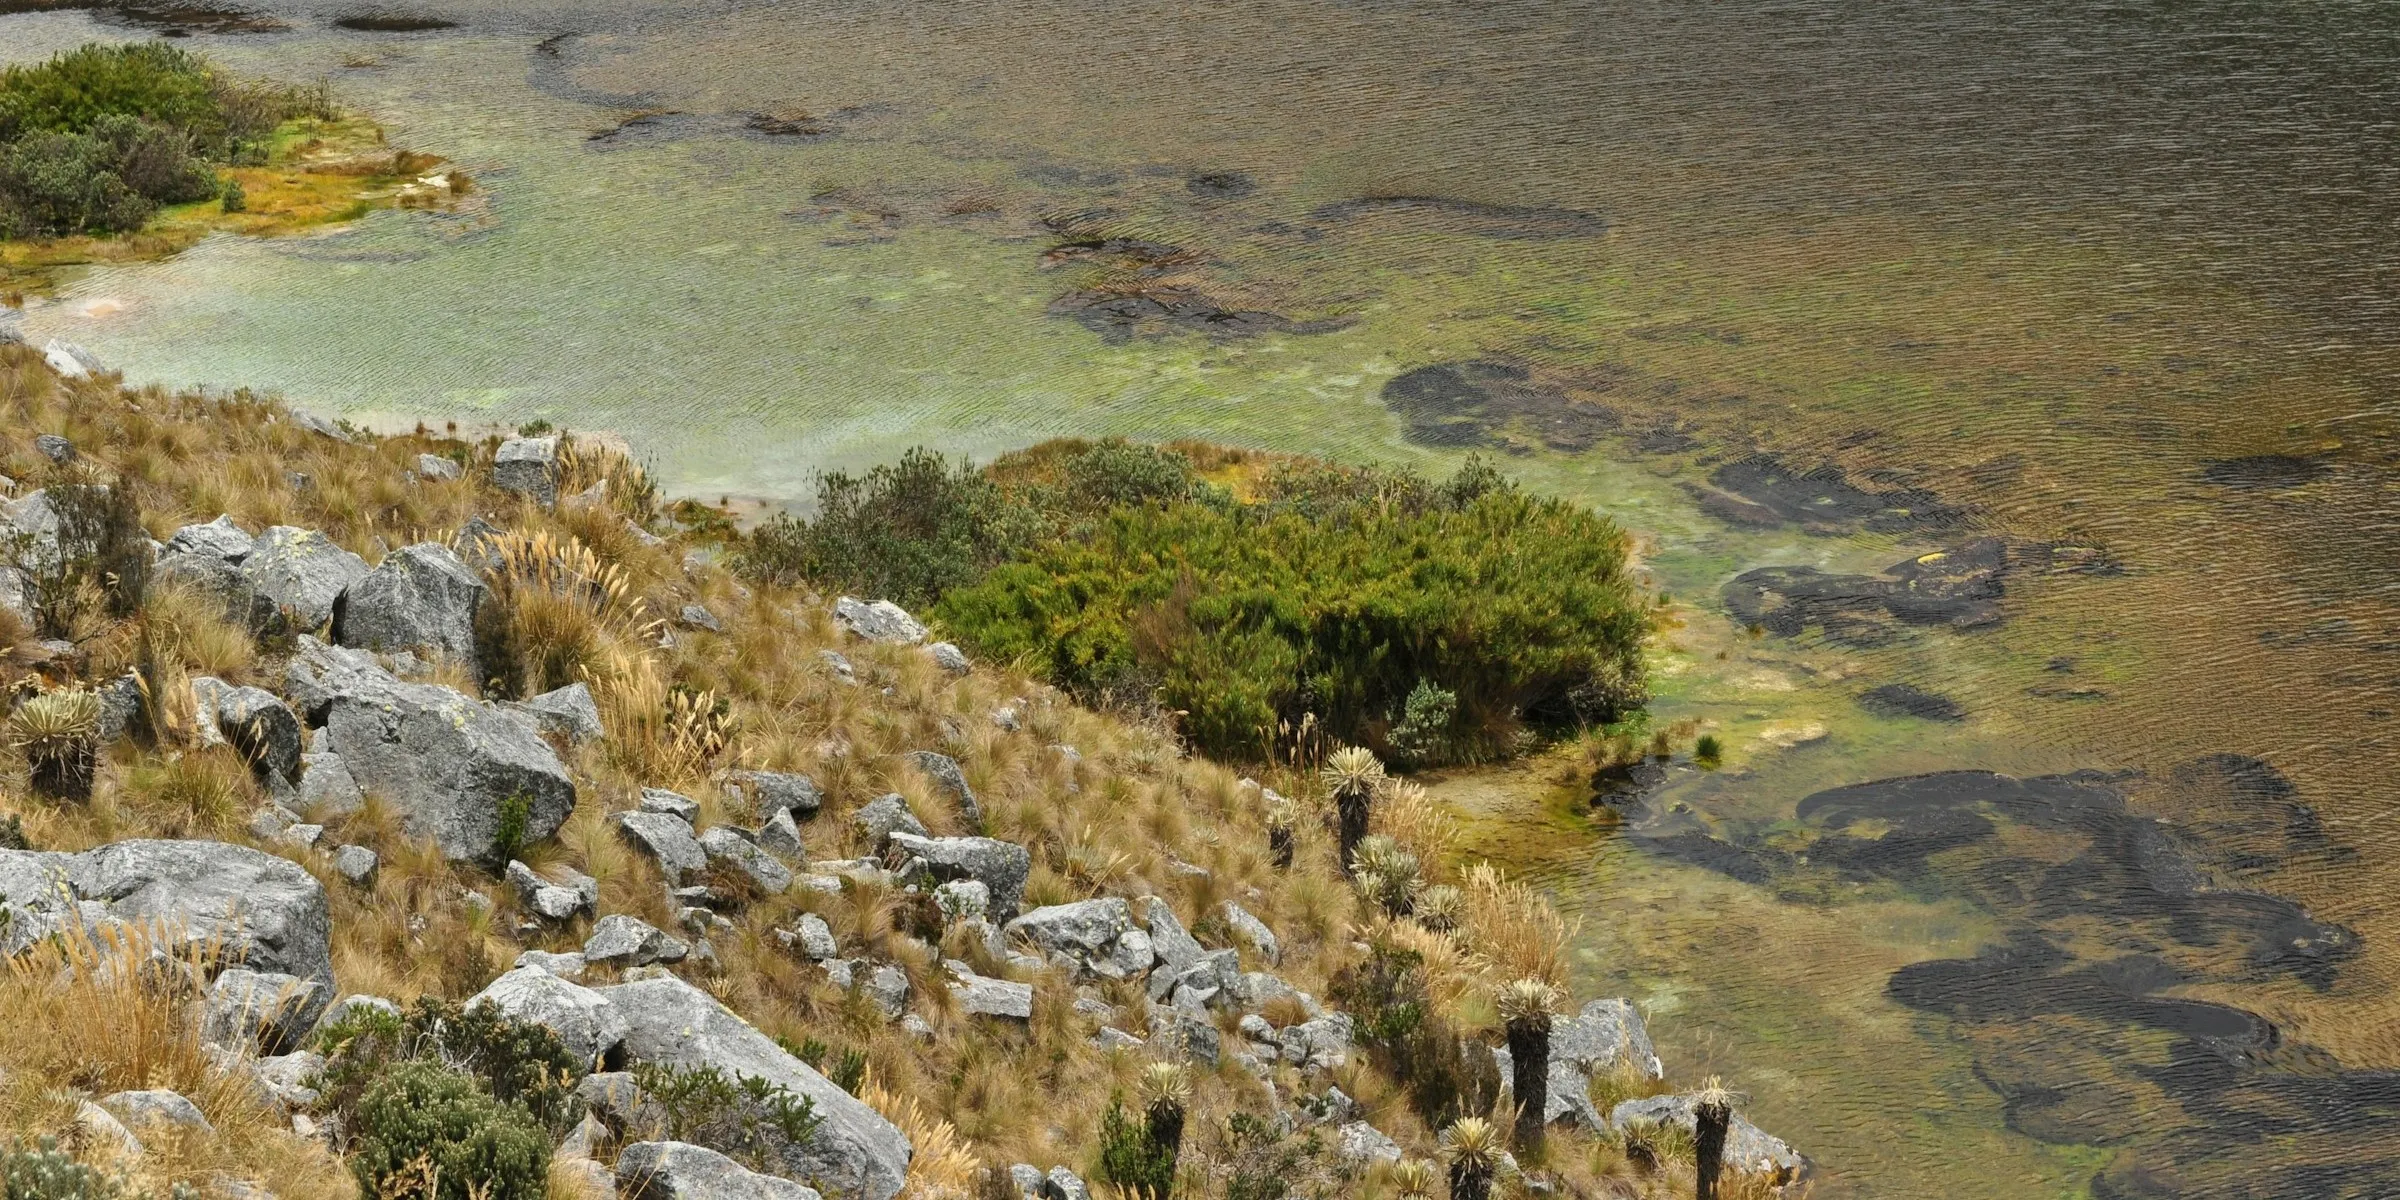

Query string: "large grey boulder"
[[583, 914, 687, 968], [832, 598, 924, 644], [283, 636, 389, 723], [698, 827, 792, 895], [470, 965, 627, 1066], [153, 547, 277, 632], [201, 967, 331, 1055], [851, 795, 926, 848], [515, 681, 604, 744], [334, 542, 486, 670], [613, 810, 707, 884], [323, 673, 575, 863], [196, 681, 302, 785], [944, 960, 1032, 1022], [493, 436, 560, 506], [1495, 998, 1666, 1129], [717, 770, 823, 820], [1004, 898, 1131, 968], [598, 975, 912, 1200], [163, 516, 255, 562], [99, 1090, 213, 1139], [1141, 897, 1205, 977], [887, 833, 1027, 920], [1609, 1093, 1805, 1179], [241, 527, 368, 633], [900, 752, 981, 828], [618, 1141, 824, 1200], [0, 840, 331, 984]]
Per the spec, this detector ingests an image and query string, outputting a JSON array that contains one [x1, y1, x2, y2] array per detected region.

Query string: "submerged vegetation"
[[741, 439, 1649, 766]]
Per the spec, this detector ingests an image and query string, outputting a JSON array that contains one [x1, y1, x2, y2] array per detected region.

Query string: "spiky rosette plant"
[[1139, 1061, 1192, 1180], [1694, 1076, 1734, 1200], [1387, 1158, 1438, 1199], [9, 688, 102, 802], [1264, 790, 1297, 869], [1350, 834, 1422, 917], [1413, 884, 1465, 933], [1498, 977, 1566, 1155], [1442, 1116, 1504, 1200], [1322, 745, 1384, 876]]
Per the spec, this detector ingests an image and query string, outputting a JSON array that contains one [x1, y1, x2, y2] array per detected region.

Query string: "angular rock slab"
[[832, 598, 924, 644], [887, 833, 1027, 921], [323, 672, 575, 863], [597, 975, 912, 1200], [618, 1141, 824, 1200], [494, 435, 560, 506], [470, 965, 628, 1066], [241, 527, 368, 633], [0, 839, 331, 985], [335, 542, 486, 670]]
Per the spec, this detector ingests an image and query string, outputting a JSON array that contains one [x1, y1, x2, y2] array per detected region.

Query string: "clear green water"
[[6, 2, 2400, 1195]]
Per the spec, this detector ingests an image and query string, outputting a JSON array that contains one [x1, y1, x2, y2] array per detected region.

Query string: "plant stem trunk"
[[1507, 1015, 1550, 1155], [1695, 1098, 1731, 1200]]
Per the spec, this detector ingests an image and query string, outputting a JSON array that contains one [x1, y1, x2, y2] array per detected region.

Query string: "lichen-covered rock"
[[1335, 1122, 1401, 1165], [598, 975, 912, 1200], [415, 454, 462, 482], [678, 604, 723, 633], [851, 794, 927, 848], [832, 597, 924, 644], [639, 788, 701, 826], [331, 844, 378, 886], [198, 682, 302, 785], [323, 672, 575, 863], [94, 672, 143, 744], [1220, 901, 1279, 966], [505, 860, 592, 922], [334, 542, 486, 670], [887, 833, 1028, 921], [583, 914, 689, 968], [469, 965, 627, 1065], [698, 826, 793, 895], [758, 809, 805, 858], [926, 642, 970, 675], [617, 1141, 824, 1200], [99, 1090, 213, 1139], [240, 527, 368, 633], [201, 968, 331, 1055], [164, 516, 255, 562], [282, 636, 387, 723], [784, 914, 837, 961], [0, 840, 331, 984], [901, 751, 981, 828], [944, 960, 1032, 1021], [613, 810, 707, 884], [1142, 897, 1205, 976], [1004, 898, 1131, 971], [514, 681, 605, 744], [493, 435, 560, 506], [716, 770, 823, 819], [299, 753, 363, 818]]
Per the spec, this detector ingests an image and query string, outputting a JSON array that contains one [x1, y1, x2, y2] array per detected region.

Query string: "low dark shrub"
[[317, 996, 584, 1136], [1098, 1098, 1176, 1199], [629, 1061, 822, 1170]]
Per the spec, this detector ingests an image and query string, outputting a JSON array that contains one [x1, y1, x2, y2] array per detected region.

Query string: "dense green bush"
[[316, 996, 585, 1135], [0, 42, 330, 239], [737, 448, 1035, 608], [630, 1061, 822, 1170], [1098, 1099, 1177, 1199], [348, 1061, 548, 1200], [936, 477, 1645, 762]]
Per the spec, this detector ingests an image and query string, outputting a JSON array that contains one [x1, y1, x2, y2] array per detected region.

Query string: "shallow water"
[[6, 2, 2400, 1195]]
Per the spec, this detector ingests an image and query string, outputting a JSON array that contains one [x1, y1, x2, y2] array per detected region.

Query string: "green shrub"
[[937, 483, 1644, 763], [349, 1061, 548, 1200], [0, 1138, 120, 1200], [1098, 1098, 1177, 1199], [219, 176, 244, 213], [317, 996, 584, 1135], [1695, 734, 1722, 766], [629, 1062, 822, 1170], [739, 448, 1032, 607], [0, 44, 221, 145], [1386, 680, 1458, 766]]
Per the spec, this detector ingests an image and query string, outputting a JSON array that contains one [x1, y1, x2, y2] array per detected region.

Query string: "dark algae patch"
[[1693, 453, 1966, 534], [1858, 682, 1965, 721], [1185, 171, 1256, 199], [1623, 760, 2393, 1198], [1723, 537, 2064, 645], [2200, 454, 2331, 489], [332, 12, 457, 31], [1380, 360, 1618, 452], [1049, 288, 1350, 343]]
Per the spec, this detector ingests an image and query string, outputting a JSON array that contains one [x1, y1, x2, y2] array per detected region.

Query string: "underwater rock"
[[1857, 683, 1965, 722], [1308, 195, 1607, 240], [1692, 454, 1964, 535], [2199, 454, 2331, 489], [1722, 537, 2110, 645]]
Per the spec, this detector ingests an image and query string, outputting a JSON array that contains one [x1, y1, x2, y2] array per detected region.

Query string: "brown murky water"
[[4, 1, 2397, 1194]]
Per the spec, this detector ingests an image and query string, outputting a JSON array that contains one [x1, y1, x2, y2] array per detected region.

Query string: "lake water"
[[5, 2, 2399, 1195]]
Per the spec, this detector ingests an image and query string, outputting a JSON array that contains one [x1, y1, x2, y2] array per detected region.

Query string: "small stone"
[[1092, 1026, 1145, 1052], [331, 844, 379, 886], [519, 681, 605, 744], [714, 769, 824, 820], [862, 963, 909, 1017], [99, 1090, 213, 1138], [583, 914, 688, 968], [990, 706, 1020, 733], [927, 642, 970, 675], [677, 604, 723, 633], [492, 435, 560, 506], [33, 434, 73, 463], [852, 793, 928, 848], [1045, 1167, 1091, 1200], [1336, 1121, 1402, 1165], [818, 649, 856, 684], [698, 826, 793, 894], [612, 809, 707, 884], [1221, 901, 1280, 965], [415, 454, 462, 482], [757, 808, 805, 858], [514, 949, 588, 980], [202, 968, 331, 1055], [276, 823, 324, 850], [74, 1101, 142, 1162], [299, 753, 364, 818], [902, 750, 983, 828], [789, 913, 837, 961]]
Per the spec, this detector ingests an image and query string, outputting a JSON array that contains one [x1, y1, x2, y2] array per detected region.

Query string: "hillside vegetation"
[[0, 339, 1798, 1200]]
